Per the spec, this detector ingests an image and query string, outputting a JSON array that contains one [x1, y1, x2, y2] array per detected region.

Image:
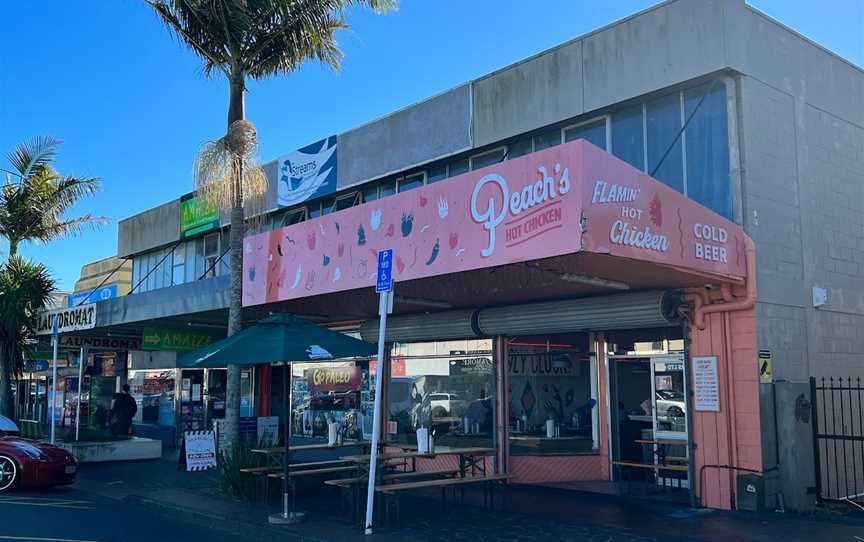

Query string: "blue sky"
[[1, 0, 862, 291]]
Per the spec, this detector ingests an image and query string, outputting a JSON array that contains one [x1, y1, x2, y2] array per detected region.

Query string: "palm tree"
[[0, 136, 106, 257], [0, 256, 55, 418], [146, 0, 396, 448]]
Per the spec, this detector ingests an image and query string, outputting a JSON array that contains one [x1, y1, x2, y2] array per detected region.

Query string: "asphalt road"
[[0, 487, 245, 542]]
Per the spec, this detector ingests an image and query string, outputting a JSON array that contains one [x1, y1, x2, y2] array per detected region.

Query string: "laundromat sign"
[[35, 304, 97, 335], [243, 140, 748, 306]]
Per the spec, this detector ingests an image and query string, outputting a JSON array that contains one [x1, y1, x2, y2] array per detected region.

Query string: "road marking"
[[0, 500, 94, 511], [0, 497, 91, 505], [0, 537, 99, 542]]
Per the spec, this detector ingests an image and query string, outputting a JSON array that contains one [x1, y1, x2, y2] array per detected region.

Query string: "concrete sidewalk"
[[74, 452, 864, 542]]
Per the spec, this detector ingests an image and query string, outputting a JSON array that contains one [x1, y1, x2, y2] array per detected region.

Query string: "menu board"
[[693, 356, 720, 412]]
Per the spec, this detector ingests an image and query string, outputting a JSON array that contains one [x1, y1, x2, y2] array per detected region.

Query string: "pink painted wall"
[[689, 304, 762, 510], [243, 141, 747, 307]]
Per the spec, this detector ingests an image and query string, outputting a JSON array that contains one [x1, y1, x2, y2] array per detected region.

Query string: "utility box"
[[737, 473, 766, 512]]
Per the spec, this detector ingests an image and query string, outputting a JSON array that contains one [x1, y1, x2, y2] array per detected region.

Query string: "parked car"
[[0, 432, 78, 492], [427, 393, 466, 418], [0, 416, 19, 437], [655, 389, 686, 422]]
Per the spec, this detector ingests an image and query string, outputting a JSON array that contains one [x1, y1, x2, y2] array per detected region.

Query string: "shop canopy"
[[177, 313, 376, 368]]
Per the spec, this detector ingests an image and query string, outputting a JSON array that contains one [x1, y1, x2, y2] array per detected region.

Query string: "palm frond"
[[36, 214, 109, 243], [0, 255, 55, 376], [7, 136, 61, 181]]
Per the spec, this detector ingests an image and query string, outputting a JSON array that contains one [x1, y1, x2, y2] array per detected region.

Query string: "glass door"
[[649, 355, 688, 488]]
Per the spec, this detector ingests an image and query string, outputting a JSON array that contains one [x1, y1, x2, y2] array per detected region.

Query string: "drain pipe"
[[690, 236, 757, 330]]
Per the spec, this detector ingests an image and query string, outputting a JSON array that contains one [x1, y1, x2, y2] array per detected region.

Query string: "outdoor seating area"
[[235, 440, 506, 528]]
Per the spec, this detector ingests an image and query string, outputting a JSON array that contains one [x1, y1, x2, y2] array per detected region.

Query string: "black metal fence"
[[810, 376, 864, 503]]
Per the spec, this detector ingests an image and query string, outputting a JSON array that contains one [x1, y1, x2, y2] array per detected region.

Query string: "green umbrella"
[[178, 313, 376, 368], [178, 313, 376, 524]]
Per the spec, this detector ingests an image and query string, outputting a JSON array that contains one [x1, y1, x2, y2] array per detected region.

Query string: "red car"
[[0, 433, 78, 492]]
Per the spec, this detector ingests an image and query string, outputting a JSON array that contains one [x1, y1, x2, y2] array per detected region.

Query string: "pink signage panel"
[[243, 141, 748, 307], [578, 143, 747, 279], [243, 144, 585, 307]]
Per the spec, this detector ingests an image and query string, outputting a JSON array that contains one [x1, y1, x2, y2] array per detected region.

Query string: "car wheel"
[[0, 455, 18, 492]]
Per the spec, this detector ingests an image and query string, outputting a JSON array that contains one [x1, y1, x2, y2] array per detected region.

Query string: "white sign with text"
[[693, 356, 720, 412]]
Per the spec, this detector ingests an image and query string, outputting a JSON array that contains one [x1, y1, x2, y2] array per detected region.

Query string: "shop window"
[[685, 83, 732, 219], [184, 241, 196, 283], [308, 202, 323, 219], [289, 362, 365, 440], [335, 192, 361, 211], [448, 158, 469, 177], [470, 147, 506, 170], [132, 258, 142, 292], [507, 137, 533, 160], [321, 196, 336, 216], [533, 127, 561, 152], [362, 184, 379, 202], [172, 245, 185, 286], [647, 92, 685, 194], [379, 179, 397, 198], [564, 118, 608, 150], [279, 207, 307, 227], [129, 370, 176, 426], [147, 252, 158, 292], [220, 230, 230, 276], [397, 173, 425, 192], [427, 164, 447, 183], [507, 334, 597, 456], [387, 339, 495, 447], [612, 104, 645, 171]]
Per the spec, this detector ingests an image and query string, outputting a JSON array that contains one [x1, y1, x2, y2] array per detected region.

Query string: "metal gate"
[[810, 377, 864, 503]]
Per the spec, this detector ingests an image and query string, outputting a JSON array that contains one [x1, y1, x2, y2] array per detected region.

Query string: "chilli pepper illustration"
[[323, 254, 331, 267], [277, 243, 283, 257], [357, 224, 367, 246], [449, 232, 459, 249], [307, 231, 316, 250], [401, 213, 414, 237], [425, 239, 440, 266], [385, 223, 395, 237]]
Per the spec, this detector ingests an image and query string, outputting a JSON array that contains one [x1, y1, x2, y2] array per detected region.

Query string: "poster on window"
[[693, 356, 720, 412]]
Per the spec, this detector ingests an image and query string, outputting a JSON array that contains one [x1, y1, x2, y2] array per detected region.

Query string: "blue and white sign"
[[376, 249, 393, 293], [277, 136, 337, 208], [25, 359, 49, 372], [67, 284, 118, 307]]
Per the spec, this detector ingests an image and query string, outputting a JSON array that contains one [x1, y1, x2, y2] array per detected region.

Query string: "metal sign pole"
[[75, 347, 86, 441], [49, 317, 59, 444], [365, 249, 393, 535]]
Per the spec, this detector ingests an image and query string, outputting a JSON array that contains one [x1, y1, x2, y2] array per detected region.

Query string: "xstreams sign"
[[276, 136, 337, 208], [36, 304, 97, 335]]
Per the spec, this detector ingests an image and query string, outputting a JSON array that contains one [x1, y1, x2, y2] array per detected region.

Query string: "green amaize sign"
[[180, 193, 219, 238], [142, 327, 219, 352]]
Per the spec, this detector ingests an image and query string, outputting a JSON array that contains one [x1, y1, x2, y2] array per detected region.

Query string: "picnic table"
[[251, 440, 372, 468], [334, 446, 499, 525]]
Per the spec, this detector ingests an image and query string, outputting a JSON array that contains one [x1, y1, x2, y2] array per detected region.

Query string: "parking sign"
[[376, 249, 393, 293]]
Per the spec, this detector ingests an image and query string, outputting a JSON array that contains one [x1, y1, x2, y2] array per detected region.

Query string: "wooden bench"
[[325, 469, 461, 521], [376, 474, 512, 525], [267, 466, 358, 480], [610, 460, 688, 472]]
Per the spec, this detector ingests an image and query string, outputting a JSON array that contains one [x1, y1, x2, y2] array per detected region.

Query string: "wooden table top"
[[251, 440, 368, 455], [340, 446, 495, 464]]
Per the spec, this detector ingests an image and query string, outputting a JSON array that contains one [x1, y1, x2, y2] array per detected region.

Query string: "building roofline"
[[744, 3, 864, 74]]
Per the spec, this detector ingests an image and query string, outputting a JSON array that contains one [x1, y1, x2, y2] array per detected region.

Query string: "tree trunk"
[[223, 74, 246, 451], [7, 240, 17, 258], [0, 344, 14, 419]]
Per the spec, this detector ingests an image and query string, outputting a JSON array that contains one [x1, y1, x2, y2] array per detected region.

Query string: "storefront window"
[[508, 334, 596, 455], [288, 362, 364, 440], [130, 370, 176, 426], [685, 83, 731, 219], [612, 104, 645, 171], [387, 339, 494, 447], [564, 118, 607, 150], [647, 92, 684, 193]]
